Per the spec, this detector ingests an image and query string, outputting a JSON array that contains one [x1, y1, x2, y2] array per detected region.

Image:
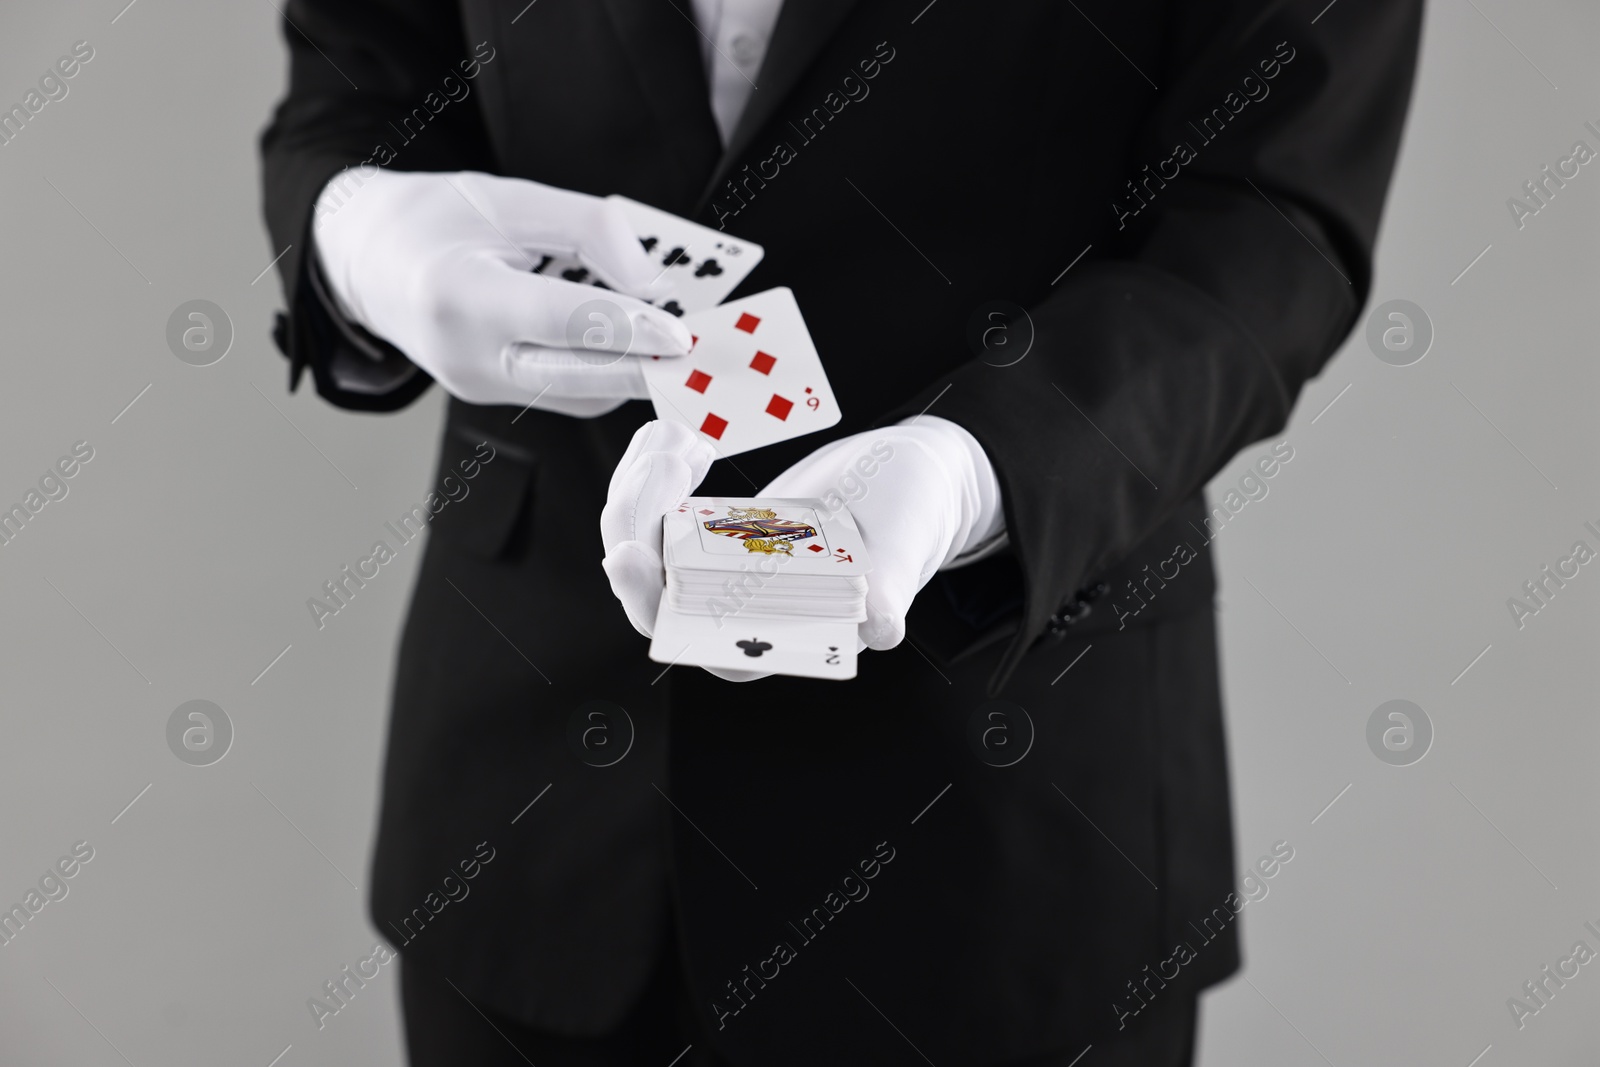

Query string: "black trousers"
[[401, 946, 1199, 1067]]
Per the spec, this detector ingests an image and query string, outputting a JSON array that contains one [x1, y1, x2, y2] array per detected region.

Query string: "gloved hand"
[[757, 416, 1005, 650], [599, 420, 764, 681], [312, 169, 692, 417], [600, 417, 1005, 680]]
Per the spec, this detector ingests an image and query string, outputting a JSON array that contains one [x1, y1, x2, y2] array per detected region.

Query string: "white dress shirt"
[[689, 0, 786, 144]]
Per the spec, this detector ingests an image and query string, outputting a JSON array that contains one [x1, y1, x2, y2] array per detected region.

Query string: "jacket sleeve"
[[891, 1, 1423, 691], [259, 0, 495, 411]]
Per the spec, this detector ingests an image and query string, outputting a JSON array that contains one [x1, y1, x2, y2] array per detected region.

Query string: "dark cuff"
[[272, 223, 433, 413]]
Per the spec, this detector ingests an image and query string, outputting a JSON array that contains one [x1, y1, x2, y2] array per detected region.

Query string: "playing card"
[[643, 289, 841, 457], [606, 196, 764, 315], [649, 604, 859, 680], [663, 498, 870, 576], [524, 197, 763, 317]]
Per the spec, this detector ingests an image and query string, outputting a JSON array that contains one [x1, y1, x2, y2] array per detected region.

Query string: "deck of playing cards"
[[650, 498, 872, 680]]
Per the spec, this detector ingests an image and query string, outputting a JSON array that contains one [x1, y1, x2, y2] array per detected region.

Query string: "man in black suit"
[[261, 2, 1421, 1064]]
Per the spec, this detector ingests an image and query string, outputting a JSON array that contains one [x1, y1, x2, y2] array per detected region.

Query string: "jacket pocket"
[[424, 424, 538, 561]]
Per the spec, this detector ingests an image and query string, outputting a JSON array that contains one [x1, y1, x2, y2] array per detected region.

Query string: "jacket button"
[[1047, 599, 1092, 636], [1046, 582, 1108, 637], [729, 33, 762, 67]]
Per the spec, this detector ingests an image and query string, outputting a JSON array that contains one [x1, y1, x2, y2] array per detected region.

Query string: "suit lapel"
[[695, 0, 865, 214], [597, 0, 724, 207]]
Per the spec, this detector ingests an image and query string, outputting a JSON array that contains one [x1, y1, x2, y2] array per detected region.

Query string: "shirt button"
[[729, 32, 761, 67]]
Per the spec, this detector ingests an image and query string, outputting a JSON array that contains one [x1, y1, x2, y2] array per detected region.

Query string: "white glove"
[[758, 416, 1005, 650], [312, 169, 692, 417], [599, 417, 1004, 680], [598, 421, 763, 681]]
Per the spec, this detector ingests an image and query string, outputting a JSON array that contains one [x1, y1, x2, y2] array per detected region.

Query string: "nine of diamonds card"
[[641, 288, 841, 457]]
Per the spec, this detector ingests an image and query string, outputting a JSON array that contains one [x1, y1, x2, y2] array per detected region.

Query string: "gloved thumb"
[[600, 421, 719, 637]]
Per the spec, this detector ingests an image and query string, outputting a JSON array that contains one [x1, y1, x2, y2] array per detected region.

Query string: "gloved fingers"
[[859, 525, 954, 650], [858, 524, 949, 650], [505, 344, 651, 402], [601, 540, 667, 638], [512, 395, 630, 419], [761, 440, 911, 647], [577, 198, 682, 302], [600, 450, 693, 556], [701, 665, 770, 683], [860, 582, 913, 651], [451, 177, 672, 301], [468, 257, 692, 358], [600, 421, 717, 635], [605, 420, 717, 508], [600, 421, 717, 552]]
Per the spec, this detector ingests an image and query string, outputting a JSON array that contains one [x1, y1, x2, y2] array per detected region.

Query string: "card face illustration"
[[642, 288, 841, 457], [664, 499, 870, 575]]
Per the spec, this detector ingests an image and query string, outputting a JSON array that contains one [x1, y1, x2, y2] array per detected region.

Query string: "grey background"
[[0, 1, 1594, 1064]]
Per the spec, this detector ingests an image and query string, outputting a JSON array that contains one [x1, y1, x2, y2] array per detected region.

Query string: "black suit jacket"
[[261, 2, 1419, 1062]]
